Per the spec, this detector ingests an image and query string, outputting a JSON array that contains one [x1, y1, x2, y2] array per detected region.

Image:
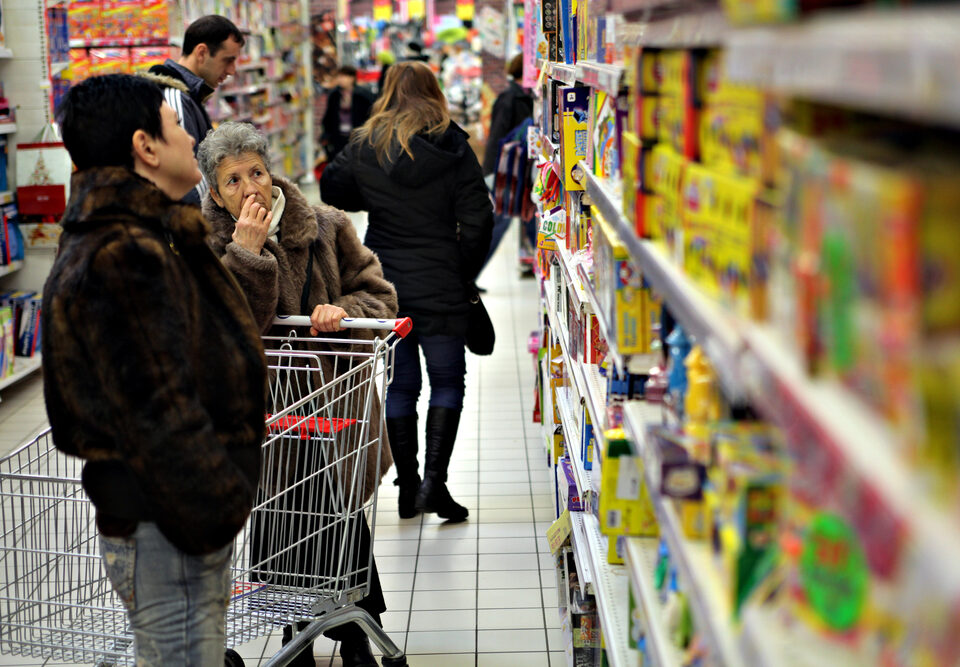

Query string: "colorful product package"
[[130, 47, 171, 71], [140, 0, 170, 41], [559, 86, 590, 191], [592, 90, 618, 180], [598, 428, 659, 537], [67, 0, 100, 41], [0, 306, 13, 378], [89, 48, 131, 75]]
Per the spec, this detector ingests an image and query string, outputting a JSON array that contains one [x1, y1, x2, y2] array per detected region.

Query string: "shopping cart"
[[0, 316, 412, 667]]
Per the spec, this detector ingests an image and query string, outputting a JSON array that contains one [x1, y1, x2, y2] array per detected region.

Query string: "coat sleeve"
[[328, 209, 398, 319], [75, 232, 257, 554], [454, 148, 495, 283], [482, 94, 512, 176], [218, 241, 281, 333], [320, 144, 368, 212]]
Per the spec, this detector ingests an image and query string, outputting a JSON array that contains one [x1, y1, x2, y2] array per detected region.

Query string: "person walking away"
[[320, 61, 494, 523], [199, 121, 398, 667], [480, 52, 533, 269], [321, 65, 375, 163], [42, 74, 267, 666], [140, 15, 244, 205]]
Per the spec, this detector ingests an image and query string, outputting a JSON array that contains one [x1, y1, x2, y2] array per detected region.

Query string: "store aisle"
[[0, 210, 564, 666]]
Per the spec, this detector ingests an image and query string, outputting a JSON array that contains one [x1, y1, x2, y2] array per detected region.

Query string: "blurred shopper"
[[141, 15, 245, 204], [43, 74, 266, 666], [321, 65, 375, 163], [321, 61, 494, 523], [199, 121, 397, 667], [481, 53, 534, 269]]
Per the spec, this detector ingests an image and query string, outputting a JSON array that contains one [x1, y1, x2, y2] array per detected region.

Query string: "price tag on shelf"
[[547, 509, 573, 555]]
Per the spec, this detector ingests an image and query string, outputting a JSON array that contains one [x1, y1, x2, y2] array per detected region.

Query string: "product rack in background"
[[45, 0, 312, 182], [529, 0, 960, 665]]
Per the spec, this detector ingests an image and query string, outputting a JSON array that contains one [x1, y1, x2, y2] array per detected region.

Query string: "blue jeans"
[[100, 522, 233, 667], [386, 333, 466, 417]]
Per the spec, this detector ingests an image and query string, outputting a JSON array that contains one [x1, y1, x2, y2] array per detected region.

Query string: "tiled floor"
[[0, 212, 562, 666]]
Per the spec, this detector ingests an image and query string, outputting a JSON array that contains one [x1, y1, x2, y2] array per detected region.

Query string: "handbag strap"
[[300, 243, 314, 315]]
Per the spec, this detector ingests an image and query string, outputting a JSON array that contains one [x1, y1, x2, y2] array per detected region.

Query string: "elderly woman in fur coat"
[[198, 122, 397, 667]]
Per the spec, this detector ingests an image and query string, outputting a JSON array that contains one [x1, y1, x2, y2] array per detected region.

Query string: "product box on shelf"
[[130, 46, 172, 71], [100, 0, 139, 40], [599, 428, 659, 539], [645, 426, 707, 538], [141, 0, 169, 41], [582, 410, 596, 471], [47, 6, 71, 63], [89, 48, 131, 75], [16, 297, 41, 358], [66, 48, 92, 81], [0, 306, 14, 379], [591, 90, 618, 181], [560, 86, 590, 191], [68, 0, 100, 41], [558, 457, 584, 511]]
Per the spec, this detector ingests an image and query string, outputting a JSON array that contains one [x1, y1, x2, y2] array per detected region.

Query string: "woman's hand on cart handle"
[[309, 304, 349, 334], [273, 315, 413, 338]]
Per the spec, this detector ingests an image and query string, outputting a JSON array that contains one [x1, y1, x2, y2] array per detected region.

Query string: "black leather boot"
[[281, 622, 316, 667], [415, 406, 468, 522], [386, 414, 420, 518], [339, 635, 377, 667]]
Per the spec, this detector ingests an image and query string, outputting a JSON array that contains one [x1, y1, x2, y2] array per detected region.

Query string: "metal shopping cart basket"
[[0, 316, 412, 667]]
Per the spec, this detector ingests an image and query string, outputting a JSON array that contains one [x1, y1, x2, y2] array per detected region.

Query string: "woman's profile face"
[[213, 152, 274, 219]]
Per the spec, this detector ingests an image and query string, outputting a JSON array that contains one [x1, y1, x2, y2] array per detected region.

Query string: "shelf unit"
[[0, 355, 42, 394], [623, 537, 684, 667], [0, 261, 23, 279], [0, 124, 17, 135]]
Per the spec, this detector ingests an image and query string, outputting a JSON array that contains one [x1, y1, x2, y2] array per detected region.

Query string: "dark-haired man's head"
[[336, 65, 358, 92], [179, 15, 245, 89], [56, 74, 201, 200], [506, 53, 523, 80]]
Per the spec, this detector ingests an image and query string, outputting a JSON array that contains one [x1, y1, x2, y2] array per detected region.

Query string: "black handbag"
[[465, 285, 495, 355]]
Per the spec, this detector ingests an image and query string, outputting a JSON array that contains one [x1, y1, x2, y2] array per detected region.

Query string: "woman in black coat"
[[321, 61, 493, 522]]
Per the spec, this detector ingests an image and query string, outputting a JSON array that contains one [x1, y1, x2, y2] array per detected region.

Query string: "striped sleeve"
[[163, 87, 185, 128]]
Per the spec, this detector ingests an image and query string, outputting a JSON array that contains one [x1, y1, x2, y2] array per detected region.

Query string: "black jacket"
[[140, 61, 215, 205], [320, 123, 493, 337], [42, 167, 267, 555], [321, 86, 375, 161], [482, 80, 534, 176]]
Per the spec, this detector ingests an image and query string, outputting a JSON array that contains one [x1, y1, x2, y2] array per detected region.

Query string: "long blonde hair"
[[353, 61, 451, 166]]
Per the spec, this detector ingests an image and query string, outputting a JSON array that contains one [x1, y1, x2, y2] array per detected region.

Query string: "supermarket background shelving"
[[530, 0, 960, 665]]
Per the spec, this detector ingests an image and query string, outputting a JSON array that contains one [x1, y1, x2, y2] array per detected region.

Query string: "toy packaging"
[[0, 306, 13, 379], [89, 48, 131, 75], [68, 0, 100, 41], [559, 86, 590, 191]]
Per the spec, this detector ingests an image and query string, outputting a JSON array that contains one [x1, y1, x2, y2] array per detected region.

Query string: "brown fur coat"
[[204, 176, 398, 502], [42, 167, 267, 555]]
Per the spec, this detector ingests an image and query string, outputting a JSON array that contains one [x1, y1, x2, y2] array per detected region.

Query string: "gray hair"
[[197, 121, 270, 194]]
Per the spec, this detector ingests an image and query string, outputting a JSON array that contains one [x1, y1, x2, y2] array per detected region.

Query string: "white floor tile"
[[477, 537, 538, 554], [546, 626, 565, 652], [411, 588, 476, 611], [413, 571, 477, 591], [478, 522, 538, 539], [478, 587, 543, 609], [408, 608, 477, 632], [477, 628, 548, 653], [403, 654, 476, 667], [477, 569, 543, 589], [378, 571, 415, 592], [415, 554, 477, 572], [477, 607, 546, 630], [478, 652, 550, 666], [405, 630, 476, 655]]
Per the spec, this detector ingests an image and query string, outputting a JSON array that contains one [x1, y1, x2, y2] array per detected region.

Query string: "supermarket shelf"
[[555, 244, 590, 316], [580, 363, 607, 435], [624, 537, 685, 667], [725, 6, 960, 128], [572, 511, 642, 667], [622, 400, 748, 667], [556, 387, 599, 501], [68, 37, 169, 48], [629, 7, 729, 47], [0, 47, 13, 59], [0, 356, 42, 394], [0, 260, 23, 278], [581, 165, 746, 402], [220, 84, 268, 96], [546, 62, 577, 86], [576, 61, 623, 97], [0, 123, 17, 135], [570, 511, 596, 597]]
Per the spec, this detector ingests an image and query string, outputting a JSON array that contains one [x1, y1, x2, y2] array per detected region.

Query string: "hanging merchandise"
[[455, 0, 475, 22], [16, 126, 71, 217], [373, 0, 392, 23]]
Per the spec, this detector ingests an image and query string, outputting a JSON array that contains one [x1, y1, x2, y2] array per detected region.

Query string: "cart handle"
[[273, 315, 412, 338]]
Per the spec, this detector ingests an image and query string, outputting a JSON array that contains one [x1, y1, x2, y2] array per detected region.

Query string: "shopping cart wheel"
[[224, 648, 245, 667], [381, 656, 408, 666]]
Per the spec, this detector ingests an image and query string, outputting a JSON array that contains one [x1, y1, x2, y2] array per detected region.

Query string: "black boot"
[[339, 636, 377, 667], [281, 622, 316, 667], [386, 414, 420, 518], [415, 406, 468, 522]]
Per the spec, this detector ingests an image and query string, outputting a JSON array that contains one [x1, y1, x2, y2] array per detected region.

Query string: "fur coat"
[[204, 176, 398, 503], [42, 167, 267, 556]]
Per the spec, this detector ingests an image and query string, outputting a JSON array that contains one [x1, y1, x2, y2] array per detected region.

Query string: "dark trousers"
[[385, 332, 466, 417]]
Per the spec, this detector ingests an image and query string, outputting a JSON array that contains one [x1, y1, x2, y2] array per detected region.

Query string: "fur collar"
[[204, 175, 323, 251], [62, 167, 210, 245], [136, 71, 189, 94]]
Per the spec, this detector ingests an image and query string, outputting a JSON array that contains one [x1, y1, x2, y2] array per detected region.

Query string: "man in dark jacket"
[[320, 65, 375, 163], [42, 74, 266, 666], [140, 15, 244, 205]]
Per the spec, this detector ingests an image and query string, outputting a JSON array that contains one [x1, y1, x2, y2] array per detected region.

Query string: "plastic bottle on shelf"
[[684, 345, 722, 443], [665, 325, 691, 417]]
